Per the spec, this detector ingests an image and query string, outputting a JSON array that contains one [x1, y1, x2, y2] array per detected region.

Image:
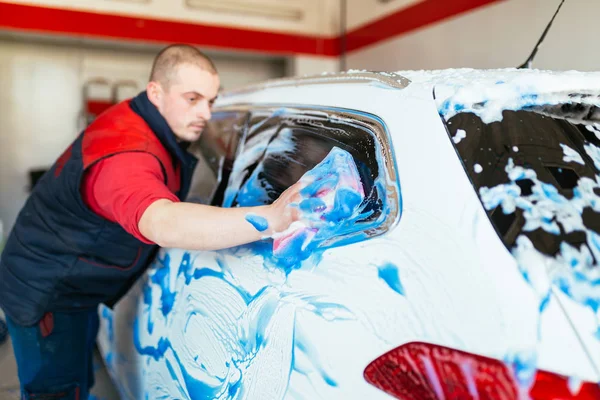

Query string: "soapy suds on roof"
[[399, 68, 600, 123]]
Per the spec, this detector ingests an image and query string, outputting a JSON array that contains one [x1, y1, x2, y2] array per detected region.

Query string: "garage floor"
[[0, 312, 120, 400]]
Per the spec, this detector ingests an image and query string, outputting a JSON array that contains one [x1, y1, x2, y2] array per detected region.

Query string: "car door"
[[97, 103, 403, 400]]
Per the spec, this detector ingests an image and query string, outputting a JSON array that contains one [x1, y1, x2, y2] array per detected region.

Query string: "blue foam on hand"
[[245, 213, 269, 232], [299, 198, 327, 213], [272, 147, 365, 269], [323, 188, 363, 223]]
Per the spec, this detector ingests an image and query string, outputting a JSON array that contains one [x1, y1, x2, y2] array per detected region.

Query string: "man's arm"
[[82, 152, 301, 250], [139, 182, 300, 250]]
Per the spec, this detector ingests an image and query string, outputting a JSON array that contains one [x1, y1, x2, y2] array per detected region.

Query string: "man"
[[0, 44, 301, 399]]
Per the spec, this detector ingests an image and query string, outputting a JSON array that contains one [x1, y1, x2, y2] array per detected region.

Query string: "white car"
[[97, 69, 600, 400]]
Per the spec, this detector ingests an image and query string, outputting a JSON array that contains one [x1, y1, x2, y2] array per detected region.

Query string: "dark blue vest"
[[0, 91, 198, 326]]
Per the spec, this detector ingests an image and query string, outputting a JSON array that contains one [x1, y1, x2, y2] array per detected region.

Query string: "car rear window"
[[443, 106, 600, 260]]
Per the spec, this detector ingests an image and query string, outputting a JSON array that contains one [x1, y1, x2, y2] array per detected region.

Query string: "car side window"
[[221, 106, 400, 243], [186, 110, 248, 205]]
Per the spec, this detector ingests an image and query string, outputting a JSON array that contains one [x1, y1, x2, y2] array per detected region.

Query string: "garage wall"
[[0, 39, 286, 233], [0, 0, 340, 57], [287, 55, 340, 77], [346, 0, 600, 72], [2, 0, 340, 37], [346, 0, 424, 31]]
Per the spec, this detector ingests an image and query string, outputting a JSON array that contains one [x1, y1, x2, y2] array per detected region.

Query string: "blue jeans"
[[6, 309, 99, 400]]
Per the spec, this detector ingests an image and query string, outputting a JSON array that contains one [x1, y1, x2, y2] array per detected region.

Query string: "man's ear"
[[146, 81, 162, 108]]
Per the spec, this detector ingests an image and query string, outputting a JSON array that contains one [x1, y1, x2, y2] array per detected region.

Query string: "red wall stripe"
[[0, 2, 340, 56], [0, 0, 501, 56], [346, 0, 503, 52]]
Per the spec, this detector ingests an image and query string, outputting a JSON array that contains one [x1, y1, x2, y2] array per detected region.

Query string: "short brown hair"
[[149, 44, 218, 88]]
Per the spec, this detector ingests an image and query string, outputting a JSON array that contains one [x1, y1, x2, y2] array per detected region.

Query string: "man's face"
[[149, 63, 220, 142]]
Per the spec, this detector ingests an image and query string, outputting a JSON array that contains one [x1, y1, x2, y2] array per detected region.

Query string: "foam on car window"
[[268, 147, 366, 269], [222, 120, 296, 208], [225, 109, 399, 273], [480, 157, 600, 311], [426, 69, 600, 385]]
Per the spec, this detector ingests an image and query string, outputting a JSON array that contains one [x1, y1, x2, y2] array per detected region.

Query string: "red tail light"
[[364, 342, 600, 400], [531, 371, 600, 400]]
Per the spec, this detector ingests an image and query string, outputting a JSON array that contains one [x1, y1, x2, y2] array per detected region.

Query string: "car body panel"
[[404, 68, 600, 378], [97, 70, 600, 399]]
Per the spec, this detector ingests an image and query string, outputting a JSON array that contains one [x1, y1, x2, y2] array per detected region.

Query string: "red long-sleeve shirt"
[[81, 152, 180, 244]]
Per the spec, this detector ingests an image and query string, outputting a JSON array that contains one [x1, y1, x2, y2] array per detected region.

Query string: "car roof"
[[216, 68, 600, 122], [220, 68, 600, 95], [400, 68, 600, 124], [217, 70, 410, 99]]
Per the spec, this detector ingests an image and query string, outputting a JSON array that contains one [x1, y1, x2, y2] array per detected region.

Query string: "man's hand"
[[139, 181, 306, 251], [264, 181, 304, 234]]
